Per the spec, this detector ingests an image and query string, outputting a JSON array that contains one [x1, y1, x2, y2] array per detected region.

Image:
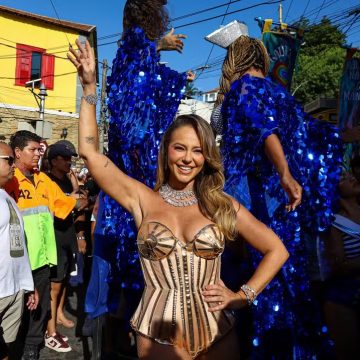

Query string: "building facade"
[[202, 87, 219, 104], [0, 5, 97, 145]]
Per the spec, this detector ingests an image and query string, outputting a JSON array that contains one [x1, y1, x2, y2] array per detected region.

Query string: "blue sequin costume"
[[85, 27, 187, 319], [220, 74, 342, 357]]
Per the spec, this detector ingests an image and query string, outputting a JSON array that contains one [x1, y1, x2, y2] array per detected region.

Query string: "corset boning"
[[131, 222, 235, 358]]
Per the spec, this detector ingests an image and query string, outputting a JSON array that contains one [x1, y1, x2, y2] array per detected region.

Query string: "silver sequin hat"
[[205, 20, 249, 48]]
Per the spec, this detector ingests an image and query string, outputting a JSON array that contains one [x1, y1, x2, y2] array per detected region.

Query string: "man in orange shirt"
[[6, 131, 77, 360]]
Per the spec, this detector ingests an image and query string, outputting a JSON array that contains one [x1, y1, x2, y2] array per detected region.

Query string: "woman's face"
[[167, 125, 205, 190]]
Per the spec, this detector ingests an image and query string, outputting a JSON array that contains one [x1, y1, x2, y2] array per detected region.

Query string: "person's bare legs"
[[324, 301, 360, 360], [136, 329, 240, 360], [56, 285, 74, 328], [47, 282, 62, 335]]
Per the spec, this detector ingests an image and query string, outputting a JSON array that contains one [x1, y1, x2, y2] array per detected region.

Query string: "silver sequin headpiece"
[[205, 20, 249, 48]]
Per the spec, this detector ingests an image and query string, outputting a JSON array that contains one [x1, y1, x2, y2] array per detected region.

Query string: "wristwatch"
[[81, 94, 98, 105]]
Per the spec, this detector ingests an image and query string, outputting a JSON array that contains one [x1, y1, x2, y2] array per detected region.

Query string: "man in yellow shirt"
[[5, 131, 76, 360]]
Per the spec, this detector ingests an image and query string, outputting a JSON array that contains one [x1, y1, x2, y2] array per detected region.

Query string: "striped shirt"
[[343, 233, 360, 258]]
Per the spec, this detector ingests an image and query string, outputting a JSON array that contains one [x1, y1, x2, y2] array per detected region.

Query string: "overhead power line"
[[84, 0, 285, 49], [314, 0, 327, 23], [0, 71, 76, 81], [0, 0, 276, 56], [284, 0, 294, 22], [0, 0, 284, 62], [300, 0, 311, 19], [187, 0, 358, 81], [0, 41, 110, 68], [174, 0, 283, 30], [171, 0, 243, 22], [48, 0, 71, 46], [288, 0, 338, 24]]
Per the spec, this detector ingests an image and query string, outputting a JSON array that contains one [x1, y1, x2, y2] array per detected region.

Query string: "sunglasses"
[[0, 156, 15, 166]]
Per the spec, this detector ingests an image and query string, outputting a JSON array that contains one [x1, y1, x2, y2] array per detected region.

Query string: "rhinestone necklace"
[[159, 183, 198, 207]]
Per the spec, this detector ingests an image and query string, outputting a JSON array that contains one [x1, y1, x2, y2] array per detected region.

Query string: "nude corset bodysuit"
[[131, 221, 235, 358]]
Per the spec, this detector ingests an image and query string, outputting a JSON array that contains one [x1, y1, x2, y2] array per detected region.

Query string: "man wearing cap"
[[5, 131, 76, 360], [44, 141, 87, 352]]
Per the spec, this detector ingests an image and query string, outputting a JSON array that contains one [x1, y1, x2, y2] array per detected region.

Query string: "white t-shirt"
[[0, 189, 33, 298]]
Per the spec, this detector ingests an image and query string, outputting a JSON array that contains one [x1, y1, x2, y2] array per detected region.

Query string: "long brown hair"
[[123, 0, 169, 40], [155, 115, 238, 240], [215, 36, 270, 106]]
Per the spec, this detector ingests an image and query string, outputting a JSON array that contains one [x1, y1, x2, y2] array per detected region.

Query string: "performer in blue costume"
[[210, 33, 342, 357], [85, 0, 189, 321]]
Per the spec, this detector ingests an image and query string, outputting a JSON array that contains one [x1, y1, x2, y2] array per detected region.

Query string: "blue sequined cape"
[[221, 74, 342, 355], [85, 27, 187, 318]]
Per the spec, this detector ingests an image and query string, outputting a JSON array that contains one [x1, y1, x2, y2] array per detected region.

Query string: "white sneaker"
[[56, 331, 69, 342], [44, 332, 72, 352], [45, 331, 69, 342]]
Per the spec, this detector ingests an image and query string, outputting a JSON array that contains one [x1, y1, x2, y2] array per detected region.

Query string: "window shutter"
[[15, 45, 31, 86], [41, 54, 55, 90]]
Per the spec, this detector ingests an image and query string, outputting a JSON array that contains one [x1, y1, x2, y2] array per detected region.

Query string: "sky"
[[2, 0, 360, 93]]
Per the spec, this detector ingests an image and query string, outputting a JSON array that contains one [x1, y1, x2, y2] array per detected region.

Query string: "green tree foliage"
[[185, 82, 199, 99], [291, 17, 347, 104]]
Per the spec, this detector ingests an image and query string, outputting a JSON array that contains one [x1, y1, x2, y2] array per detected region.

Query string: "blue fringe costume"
[[85, 27, 186, 319], [220, 74, 342, 357]]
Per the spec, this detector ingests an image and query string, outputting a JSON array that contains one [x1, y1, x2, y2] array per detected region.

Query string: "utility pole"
[[278, 2, 283, 24], [25, 79, 51, 138], [99, 60, 108, 154], [38, 83, 47, 120]]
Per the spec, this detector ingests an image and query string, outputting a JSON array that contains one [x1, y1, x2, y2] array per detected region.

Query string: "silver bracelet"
[[240, 284, 258, 306], [81, 94, 98, 105], [77, 236, 85, 240]]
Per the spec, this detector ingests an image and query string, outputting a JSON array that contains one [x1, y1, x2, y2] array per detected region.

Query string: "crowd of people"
[[0, 133, 99, 359], [0, 0, 359, 359]]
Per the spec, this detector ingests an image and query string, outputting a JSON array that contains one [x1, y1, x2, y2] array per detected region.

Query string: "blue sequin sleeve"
[[223, 76, 279, 149]]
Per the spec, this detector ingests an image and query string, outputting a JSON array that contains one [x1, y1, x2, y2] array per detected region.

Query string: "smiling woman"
[[154, 115, 237, 241], [73, 0, 191, 349], [68, 37, 289, 359]]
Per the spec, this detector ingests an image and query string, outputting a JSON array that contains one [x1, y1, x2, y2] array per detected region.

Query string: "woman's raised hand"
[[157, 28, 187, 53], [186, 70, 196, 82], [67, 39, 96, 88]]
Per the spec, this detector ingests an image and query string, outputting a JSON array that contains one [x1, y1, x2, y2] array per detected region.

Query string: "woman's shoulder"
[[121, 26, 155, 47], [123, 26, 146, 37], [228, 73, 269, 96], [223, 193, 242, 213]]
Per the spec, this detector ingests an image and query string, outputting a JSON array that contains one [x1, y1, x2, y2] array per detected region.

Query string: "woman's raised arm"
[[67, 39, 149, 219]]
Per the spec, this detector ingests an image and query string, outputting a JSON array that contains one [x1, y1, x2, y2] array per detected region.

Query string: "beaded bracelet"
[[77, 236, 85, 241], [240, 284, 258, 306]]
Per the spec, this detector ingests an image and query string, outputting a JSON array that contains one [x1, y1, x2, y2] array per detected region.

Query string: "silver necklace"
[[159, 183, 198, 207]]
